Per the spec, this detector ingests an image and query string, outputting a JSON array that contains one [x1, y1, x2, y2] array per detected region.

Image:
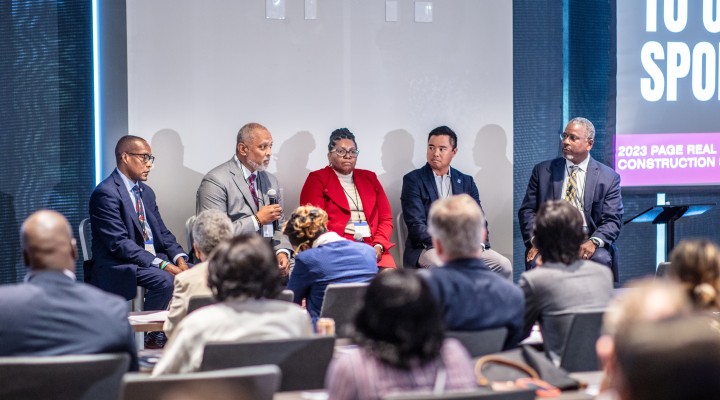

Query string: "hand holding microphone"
[[256, 188, 283, 227]]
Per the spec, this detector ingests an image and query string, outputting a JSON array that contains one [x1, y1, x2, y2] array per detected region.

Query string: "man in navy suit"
[[401, 126, 511, 278], [0, 210, 137, 370], [90, 135, 188, 315], [518, 117, 623, 275]]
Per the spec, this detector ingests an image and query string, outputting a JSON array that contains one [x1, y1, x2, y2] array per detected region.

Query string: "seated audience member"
[[667, 239, 720, 311], [300, 128, 395, 269], [326, 270, 477, 399], [152, 234, 313, 375], [613, 316, 720, 400], [0, 210, 137, 370], [283, 205, 377, 323], [519, 200, 613, 363], [164, 210, 234, 339], [595, 279, 691, 398], [420, 194, 524, 348]]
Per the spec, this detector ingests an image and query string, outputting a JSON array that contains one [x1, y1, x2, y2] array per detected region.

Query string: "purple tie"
[[248, 173, 259, 208]]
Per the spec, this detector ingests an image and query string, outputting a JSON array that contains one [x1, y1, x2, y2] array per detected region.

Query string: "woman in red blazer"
[[299, 128, 396, 268]]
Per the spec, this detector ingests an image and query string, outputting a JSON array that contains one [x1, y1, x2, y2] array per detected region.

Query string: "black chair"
[[0, 353, 129, 400], [187, 290, 294, 315], [79, 218, 93, 283], [559, 311, 604, 372], [319, 282, 369, 338], [446, 327, 508, 357], [383, 389, 535, 400], [200, 336, 335, 391], [121, 365, 280, 400], [656, 261, 671, 277]]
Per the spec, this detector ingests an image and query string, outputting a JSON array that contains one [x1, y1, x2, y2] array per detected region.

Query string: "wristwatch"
[[589, 237, 602, 247]]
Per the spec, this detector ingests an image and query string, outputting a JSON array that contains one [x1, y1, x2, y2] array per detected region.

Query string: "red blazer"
[[300, 166, 396, 268]]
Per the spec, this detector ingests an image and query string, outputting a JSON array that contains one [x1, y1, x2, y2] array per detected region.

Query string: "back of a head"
[[192, 210, 233, 258], [615, 315, 720, 400], [427, 194, 485, 260], [668, 239, 720, 310], [353, 270, 444, 369], [207, 234, 282, 302], [281, 205, 328, 253], [533, 200, 585, 264], [20, 210, 77, 272]]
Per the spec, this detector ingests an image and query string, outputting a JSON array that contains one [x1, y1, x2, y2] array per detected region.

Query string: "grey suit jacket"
[[196, 157, 291, 252]]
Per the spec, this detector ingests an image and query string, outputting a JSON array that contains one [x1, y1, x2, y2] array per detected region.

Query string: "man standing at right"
[[518, 117, 623, 274], [401, 126, 512, 278]]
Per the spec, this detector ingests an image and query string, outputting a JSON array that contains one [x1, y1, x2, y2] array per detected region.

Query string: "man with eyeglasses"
[[400, 126, 512, 279], [518, 117, 623, 277], [90, 135, 189, 348], [196, 122, 292, 276]]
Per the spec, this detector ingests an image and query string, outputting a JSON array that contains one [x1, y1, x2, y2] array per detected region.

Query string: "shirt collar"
[[566, 156, 590, 172], [116, 168, 139, 193], [25, 269, 76, 283], [234, 155, 255, 180]]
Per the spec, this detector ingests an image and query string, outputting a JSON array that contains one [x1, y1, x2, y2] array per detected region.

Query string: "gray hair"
[[192, 210, 234, 256], [236, 122, 269, 146], [568, 117, 595, 140], [427, 194, 486, 260]]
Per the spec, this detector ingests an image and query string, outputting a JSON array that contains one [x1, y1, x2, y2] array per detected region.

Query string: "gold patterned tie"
[[564, 166, 580, 209]]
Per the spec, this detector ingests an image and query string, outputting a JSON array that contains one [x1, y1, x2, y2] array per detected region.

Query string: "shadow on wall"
[[146, 129, 205, 250], [378, 129, 416, 268], [474, 124, 513, 263], [275, 131, 317, 217]]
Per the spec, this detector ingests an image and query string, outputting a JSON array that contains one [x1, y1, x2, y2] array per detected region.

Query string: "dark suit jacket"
[[0, 271, 138, 370], [400, 163, 490, 268], [300, 166, 395, 267], [90, 169, 185, 300], [421, 258, 525, 348], [518, 157, 623, 248]]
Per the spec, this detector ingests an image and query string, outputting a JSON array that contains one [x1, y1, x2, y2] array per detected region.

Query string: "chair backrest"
[[383, 389, 535, 400], [559, 311, 605, 372], [185, 215, 197, 262], [396, 210, 407, 260], [0, 353, 129, 400], [187, 295, 216, 315], [319, 282, 369, 338], [200, 336, 335, 392], [79, 218, 92, 261], [277, 289, 294, 302], [446, 327, 508, 358], [656, 261, 671, 277], [121, 365, 280, 400]]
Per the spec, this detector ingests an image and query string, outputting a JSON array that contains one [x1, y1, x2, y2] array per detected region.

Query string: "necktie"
[[564, 166, 581, 209], [131, 185, 149, 241], [248, 173, 259, 208]]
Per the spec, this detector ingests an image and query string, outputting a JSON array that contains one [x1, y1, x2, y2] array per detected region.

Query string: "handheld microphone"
[[267, 189, 278, 230]]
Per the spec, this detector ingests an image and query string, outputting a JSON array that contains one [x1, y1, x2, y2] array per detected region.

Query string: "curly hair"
[[353, 270, 445, 369], [207, 234, 282, 302], [669, 239, 720, 310], [282, 205, 328, 253]]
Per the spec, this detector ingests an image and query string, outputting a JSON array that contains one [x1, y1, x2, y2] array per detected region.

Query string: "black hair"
[[328, 128, 358, 151], [428, 126, 457, 149], [533, 200, 585, 264], [114, 135, 146, 165]]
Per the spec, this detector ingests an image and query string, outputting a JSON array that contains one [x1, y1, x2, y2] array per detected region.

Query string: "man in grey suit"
[[197, 122, 291, 275]]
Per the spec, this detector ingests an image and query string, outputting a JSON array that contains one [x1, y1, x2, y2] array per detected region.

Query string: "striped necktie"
[[564, 166, 581, 210], [131, 185, 149, 241], [247, 173, 259, 208]]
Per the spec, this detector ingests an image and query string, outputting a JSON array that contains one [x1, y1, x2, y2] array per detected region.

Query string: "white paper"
[[128, 310, 168, 323], [305, 0, 317, 20], [266, 0, 286, 20], [386, 1, 398, 22], [414, 1, 433, 23]]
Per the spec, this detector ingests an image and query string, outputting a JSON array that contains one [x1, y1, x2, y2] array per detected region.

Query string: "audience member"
[[401, 125, 511, 277], [326, 270, 477, 399], [0, 210, 137, 370], [519, 200, 613, 363], [164, 210, 234, 339], [300, 128, 395, 269], [420, 194, 524, 347], [153, 234, 313, 375], [196, 122, 292, 276], [283, 205, 377, 323], [519, 117, 623, 274], [90, 135, 188, 348], [667, 239, 720, 311]]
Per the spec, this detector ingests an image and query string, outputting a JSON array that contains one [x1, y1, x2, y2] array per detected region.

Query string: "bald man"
[[0, 210, 137, 370]]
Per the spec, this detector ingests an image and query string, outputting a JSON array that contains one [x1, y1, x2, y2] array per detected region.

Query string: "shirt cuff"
[[151, 258, 162, 268], [276, 249, 291, 257], [251, 215, 260, 231], [590, 237, 605, 248], [173, 254, 188, 263]]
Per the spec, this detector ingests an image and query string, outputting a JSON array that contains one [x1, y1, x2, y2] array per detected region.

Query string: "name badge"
[[354, 222, 371, 238], [263, 224, 274, 238], [144, 240, 156, 256]]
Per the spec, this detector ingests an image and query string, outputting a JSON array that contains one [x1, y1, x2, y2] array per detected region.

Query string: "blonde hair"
[[282, 205, 329, 253], [669, 239, 720, 311]]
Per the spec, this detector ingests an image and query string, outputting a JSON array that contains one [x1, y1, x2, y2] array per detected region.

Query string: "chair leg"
[[132, 287, 145, 312]]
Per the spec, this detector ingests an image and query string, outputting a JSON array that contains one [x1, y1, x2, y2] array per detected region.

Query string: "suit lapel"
[[112, 171, 144, 236], [449, 167, 463, 195], [354, 171, 377, 215], [551, 158, 565, 200], [421, 163, 440, 201], [229, 160, 259, 213], [584, 157, 599, 212], [324, 167, 351, 212]]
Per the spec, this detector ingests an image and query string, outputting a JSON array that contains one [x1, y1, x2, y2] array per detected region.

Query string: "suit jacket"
[[0, 271, 138, 370], [400, 163, 490, 268], [518, 157, 624, 248], [90, 169, 185, 300], [299, 166, 395, 267], [421, 258, 525, 348], [196, 157, 290, 252], [163, 261, 213, 340]]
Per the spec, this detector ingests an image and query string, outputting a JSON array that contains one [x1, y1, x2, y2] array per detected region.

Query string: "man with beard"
[[196, 123, 291, 275], [518, 117, 623, 275]]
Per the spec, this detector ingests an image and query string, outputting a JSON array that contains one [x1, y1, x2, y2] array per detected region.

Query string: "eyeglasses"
[[560, 132, 591, 143], [127, 153, 155, 164], [330, 148, 360, 158]]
